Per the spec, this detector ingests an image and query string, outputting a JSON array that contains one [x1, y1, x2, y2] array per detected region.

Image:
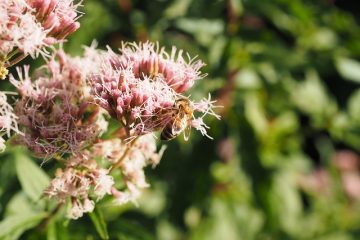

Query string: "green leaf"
[[208, 36, 227, 67], [0, 212, 47, 240], [164, 0, 192, 19], [269, 170, 302, 236], [15, 152, 50, 202], [175, 18, 224, 46], [5, 192, 34, 216], [347, 89, 360, 122], [65, 1, 113, 54], [235, 68, 262, 89], [336, 57, 360, 83], [89, 207, 109, 240], [288, 69, 337, 126], [244, 93, 268, 136]]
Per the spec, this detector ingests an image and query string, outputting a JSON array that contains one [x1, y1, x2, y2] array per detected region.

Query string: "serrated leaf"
[[89, 207, 109, 240], [336, 57, 360, 83], [0, 212, 47, 240], [15, 153, 50, 202]]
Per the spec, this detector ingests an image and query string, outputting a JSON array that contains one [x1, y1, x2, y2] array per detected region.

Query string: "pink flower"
[[45, 153, 113, 218], [0, 0, 82, 61], [91, 134, 165, 205], [28, 0, 82, 41], [67, 200, 84, 219], [0, 91, 20, 152], [111, 187, 131, 205], [90, 42, 219, 140], [0, 137, 5, 152], [92, 138, 125, 163], [45, 167, 91, 202], [67, 198, 94, 219], [342, 172, 360, 200], [92, 169, 114, 199], [116, 42, 206, 93], [10, 50, 103, 158], [0, 0, 43, 57], [107, 134, 165, 204]]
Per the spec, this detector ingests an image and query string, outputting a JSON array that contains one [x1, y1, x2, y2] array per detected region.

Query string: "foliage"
[[1, 0, 360, 239]]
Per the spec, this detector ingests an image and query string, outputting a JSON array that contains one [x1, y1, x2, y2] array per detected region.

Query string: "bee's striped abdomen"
[[160, 125, 176, 141]]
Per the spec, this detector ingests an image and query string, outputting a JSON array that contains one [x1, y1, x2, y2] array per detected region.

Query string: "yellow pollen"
[[0, 64, 8, 80]]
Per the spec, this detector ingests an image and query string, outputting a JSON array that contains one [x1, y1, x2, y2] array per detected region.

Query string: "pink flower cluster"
[[29, 0, 81, 42], [299, 150, 360, 201], [94, 134, 165, 204], [117, 42, 205, 93], [0, 0, 81, 60], [45, 134, 164, 219], [0, 91, 20, 152], [45, 152, 113, 219], [10, 49, 103, 158], [90, 42, 219, 139], [7, 42, 218, 219]]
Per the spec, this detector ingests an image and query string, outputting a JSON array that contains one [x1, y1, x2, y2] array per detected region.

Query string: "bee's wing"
[[171, 118, 184, 134], [183, 125, 191, 141], [170, 110, 185, 133]]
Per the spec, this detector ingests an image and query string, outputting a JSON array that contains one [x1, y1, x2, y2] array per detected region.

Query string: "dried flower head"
[[10, 49, 103, 158]]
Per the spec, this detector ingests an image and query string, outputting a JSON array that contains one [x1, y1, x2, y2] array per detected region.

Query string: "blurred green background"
[[1, 0, 360, 239]]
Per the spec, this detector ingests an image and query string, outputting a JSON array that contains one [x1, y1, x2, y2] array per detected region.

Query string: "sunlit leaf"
[[175, 18, 224, 46], [15, 152, 50, 202], [5, 192, 33, 216], [244, 93, 268, 136], [336, 57, 360, 83], [0, 212, 47, 240], [208, 36, 227, 67], [347, 89, 360, 121], [164, 0, 192, 19], [235, 68, 262, 89], [89, 207, 109, 240]]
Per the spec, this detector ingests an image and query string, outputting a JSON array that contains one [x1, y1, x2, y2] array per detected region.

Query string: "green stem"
[[37, 203, 64, 231], [5, 48, 20, 61], [5, 53, 28, 68], [110, 137, 139, 173]]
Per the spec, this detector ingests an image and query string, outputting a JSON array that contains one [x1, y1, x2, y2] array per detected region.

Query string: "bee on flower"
[[90, 41, 220, 141], [8, 41, 219, 220]]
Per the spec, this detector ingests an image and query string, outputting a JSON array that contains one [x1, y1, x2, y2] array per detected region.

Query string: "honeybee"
[[161, 98, 193, 141]]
